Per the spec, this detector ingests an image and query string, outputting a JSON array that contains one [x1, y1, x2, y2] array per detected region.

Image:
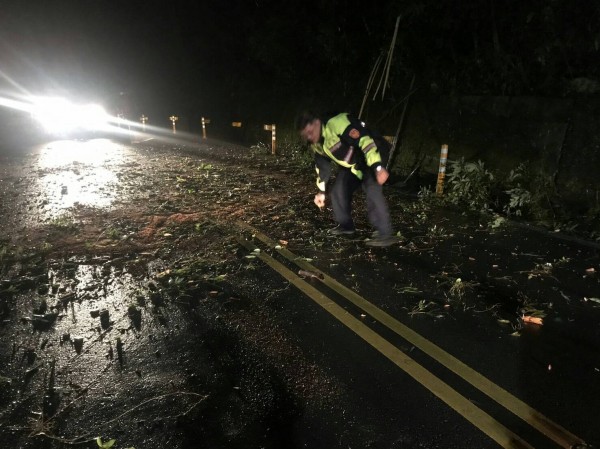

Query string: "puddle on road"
[[36, 139, 126, 219], [0, 257, 171, 439], [31, 259, 145, 357], [12, 258, 151, 410]]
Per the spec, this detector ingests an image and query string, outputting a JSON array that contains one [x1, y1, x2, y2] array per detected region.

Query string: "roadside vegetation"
[[418, 157, 600, 241]]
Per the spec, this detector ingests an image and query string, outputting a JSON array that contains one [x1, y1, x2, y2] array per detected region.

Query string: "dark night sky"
[[1, 1, 599, 126], [0, 1, 403, 123], [1, 1, 231, 116]]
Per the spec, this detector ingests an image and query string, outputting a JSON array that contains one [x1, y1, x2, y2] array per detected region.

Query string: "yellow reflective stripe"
[[324, 147, 353, 169], [351, 166, 363, 180], [359, 135, 382, 167], [311, 143, 325, 156], [359, 135, 375, 150], [327, 113, 351, 136]]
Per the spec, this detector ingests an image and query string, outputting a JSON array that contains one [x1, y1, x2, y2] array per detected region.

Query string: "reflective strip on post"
[[201, 117, 211, 138], [271, 124, 276, 155], [170, 115, 178, 134], [140, 114, 148, 132], [436, 144, 448, 196], [263, 124, 276, 155]]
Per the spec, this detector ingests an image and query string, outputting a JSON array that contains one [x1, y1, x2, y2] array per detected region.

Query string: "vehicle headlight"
[[32, 97, 109, 133]]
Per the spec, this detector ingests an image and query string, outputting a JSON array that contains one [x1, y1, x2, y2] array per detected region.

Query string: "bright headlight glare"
[[78, 104, 109, 129], [32, 97, 109, 133]]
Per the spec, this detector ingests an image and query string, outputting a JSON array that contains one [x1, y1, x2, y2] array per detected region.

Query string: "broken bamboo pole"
[[386, 73, 416, 170], [373, 15, 401, 101], [359, 52, 384, 118], [381, 15, 401, 100]]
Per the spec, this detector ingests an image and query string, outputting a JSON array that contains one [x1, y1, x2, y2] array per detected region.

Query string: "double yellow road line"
[[236, 223, 587, 449]]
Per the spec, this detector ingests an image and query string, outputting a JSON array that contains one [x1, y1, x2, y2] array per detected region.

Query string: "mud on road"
[[1, 138, 599, 448]]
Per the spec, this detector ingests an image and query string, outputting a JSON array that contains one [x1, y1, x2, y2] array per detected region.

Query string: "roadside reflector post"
[[436, 144, 448, 196], [201, 117, 211, 139], [140, 114, 148, 132], [232, 122, 242, 128], [263, 124, 276, 155], [169, 115, 178, 134]]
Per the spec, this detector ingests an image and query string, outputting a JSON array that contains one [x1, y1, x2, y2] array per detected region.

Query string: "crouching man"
[[296, 111, 397, 247]]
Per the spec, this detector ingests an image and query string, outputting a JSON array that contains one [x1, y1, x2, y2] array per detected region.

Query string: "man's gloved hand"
[[314, 192, 325, 209], [375, 166, 389, 185]]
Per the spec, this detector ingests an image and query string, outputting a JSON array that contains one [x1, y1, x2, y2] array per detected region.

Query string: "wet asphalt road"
[[1, 133, 599, 448], [242, 225, 600, 449]]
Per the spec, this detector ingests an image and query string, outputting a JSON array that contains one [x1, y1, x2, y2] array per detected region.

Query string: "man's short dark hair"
[[295, 110, 319, 131]]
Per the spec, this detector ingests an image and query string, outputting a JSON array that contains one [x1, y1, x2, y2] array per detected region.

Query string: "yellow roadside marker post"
[[201, 117, 211, 139], [436, 144, 448, 196], [140, 114, 148, 132], [169, 115, 178, 134], [263, 124, 276, 155]]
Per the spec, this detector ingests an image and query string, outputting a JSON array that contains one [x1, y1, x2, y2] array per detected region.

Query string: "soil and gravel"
[[0, 137, 599, 448]]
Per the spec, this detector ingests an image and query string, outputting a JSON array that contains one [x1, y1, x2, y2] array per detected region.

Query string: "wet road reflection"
[[37, 139, 126, 217]]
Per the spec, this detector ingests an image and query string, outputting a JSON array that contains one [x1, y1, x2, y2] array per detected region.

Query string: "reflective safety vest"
[[310, 113, 384, 192]]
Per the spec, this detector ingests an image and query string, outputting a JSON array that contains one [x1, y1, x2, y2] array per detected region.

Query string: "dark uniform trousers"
[[330, 167, 393, 237]]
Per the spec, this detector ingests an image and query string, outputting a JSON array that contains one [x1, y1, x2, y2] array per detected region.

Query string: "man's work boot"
[[328, 225, 355, 236], [365, 234, 397, 247]]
